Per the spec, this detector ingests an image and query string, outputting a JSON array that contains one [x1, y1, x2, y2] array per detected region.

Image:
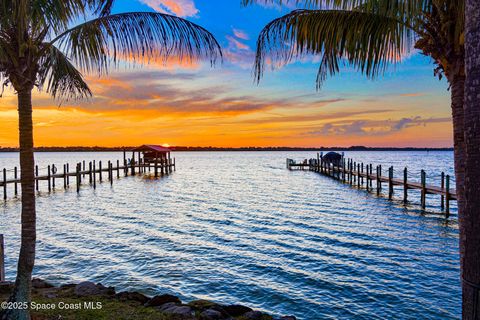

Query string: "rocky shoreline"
[[0, 279, 296, 320]]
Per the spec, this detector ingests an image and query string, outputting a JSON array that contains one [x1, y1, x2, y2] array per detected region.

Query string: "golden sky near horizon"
[[0, 66, 453, 148]]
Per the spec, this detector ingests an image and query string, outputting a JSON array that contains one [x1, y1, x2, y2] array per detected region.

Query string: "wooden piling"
[[388, 166, 393, 199], [0, 234, 4, 282], [131, 152, 135, 176], [441, 172, 445, 210], [109, 162, 113, 186], [76, 163, 80, 193], [403, 167, 408, 203], [93, 161, 96, 189], [361, 163, 364, 186], [99, 161, 103, 182], [446, 175, 451, 216], [421, 170, 426, 209], [47, 165, 51, 192], [66, 163, 70, 186], [35, 165, 39, 191], [350, 160, 353, 185], [89, 162, 93, 184], [369, 164, 373, 189], [376, 166, 381, 195], [366, 165, 370, 192], [3, 168, 6, 200], [14, 167, 18, 196], [357, 164, 361, 188], [116, 160, 120, 178], [52, 165, 56, 189], [63, 164, 67, 189]]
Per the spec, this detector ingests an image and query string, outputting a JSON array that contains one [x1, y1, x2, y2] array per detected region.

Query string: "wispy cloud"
[[139, 0, 198, 17], [399, 92, 426, 97], [224, 29, 255, 69], [232, 28, 249, 40], [305, 117, 451, 137]]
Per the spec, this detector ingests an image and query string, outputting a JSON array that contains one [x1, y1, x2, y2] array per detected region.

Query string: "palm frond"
[[254, 9, 414, 89], [50, 12, 222, 76], [242, 0, 431, 31], [37, 44, 92, 101], [242, 0, 432, 11]]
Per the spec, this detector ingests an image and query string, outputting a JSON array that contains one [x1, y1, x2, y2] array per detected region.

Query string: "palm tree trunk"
[[450, 72, 466, 213], [462, 0, 480, 318], [2, 89, 36, 320]]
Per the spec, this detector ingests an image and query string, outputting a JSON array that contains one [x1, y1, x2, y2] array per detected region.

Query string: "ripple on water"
[[0, 151, 460, 320]]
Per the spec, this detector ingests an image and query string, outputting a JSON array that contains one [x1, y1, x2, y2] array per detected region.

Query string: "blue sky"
[[0, 0, 454, 147]]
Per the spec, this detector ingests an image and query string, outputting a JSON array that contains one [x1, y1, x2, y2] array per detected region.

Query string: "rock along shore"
[[0, 279, 296, 320]]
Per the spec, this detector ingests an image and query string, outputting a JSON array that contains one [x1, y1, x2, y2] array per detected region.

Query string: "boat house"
[[133, 145, 172, 164]]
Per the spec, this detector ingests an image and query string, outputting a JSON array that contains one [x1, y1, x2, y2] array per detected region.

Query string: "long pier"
[[0, 153, 175, 200], [287, 154, 457, 215]]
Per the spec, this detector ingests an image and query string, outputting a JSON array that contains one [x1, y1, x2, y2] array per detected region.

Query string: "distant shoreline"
[[0, 146, 454, 152]]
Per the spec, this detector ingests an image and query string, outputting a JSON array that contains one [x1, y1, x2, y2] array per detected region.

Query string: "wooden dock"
[[0, 151, 175, 200], [287, 154, 457, 215]]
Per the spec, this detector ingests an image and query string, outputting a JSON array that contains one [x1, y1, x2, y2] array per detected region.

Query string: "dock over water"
[[287, 154, 457, 215], [1, 146, 176, 201]]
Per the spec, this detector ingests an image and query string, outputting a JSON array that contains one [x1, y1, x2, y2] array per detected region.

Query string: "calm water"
[[0, 151, 459, 319]]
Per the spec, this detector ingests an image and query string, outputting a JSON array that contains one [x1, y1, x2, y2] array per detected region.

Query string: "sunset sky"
[[0, 0, 453, 148]]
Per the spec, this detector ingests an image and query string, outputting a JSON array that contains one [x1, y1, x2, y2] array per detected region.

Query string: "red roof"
[[133, 145, 171, 152]]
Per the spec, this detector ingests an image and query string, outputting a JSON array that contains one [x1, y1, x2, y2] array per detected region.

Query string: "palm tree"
[[0, 1, 221, 319], [242, 0, 474, 317], [463, 0, 480, 317]]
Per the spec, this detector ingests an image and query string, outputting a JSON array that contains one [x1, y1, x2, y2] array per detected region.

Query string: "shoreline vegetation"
[[0, 279, 295, 320], [0, 146, 454, 152]]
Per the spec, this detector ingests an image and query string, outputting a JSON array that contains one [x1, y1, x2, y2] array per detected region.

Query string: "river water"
[[0, 151, 459, 319]]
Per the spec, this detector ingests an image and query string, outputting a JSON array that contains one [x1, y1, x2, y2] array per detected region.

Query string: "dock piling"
[[63, 164, 67, 189], [52, 165, 56, 189], [109, 162, 113, 186], [421, 170, 426, 209], [89, 162, 93, 184], [388, 166, 394, 199], [441, 172, 445, 210], [116, 160, 120, 178], [3, 168, 6, 200], [446, 175, 451, 216], [14, 167, 18, 196], [403, 167, 408, 203], [76, 163, 80, 193], [47, 165, 51, 192], [376, 166, 380, 195], [35, 165, 39, 191], [93, 161, 97, 189]]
